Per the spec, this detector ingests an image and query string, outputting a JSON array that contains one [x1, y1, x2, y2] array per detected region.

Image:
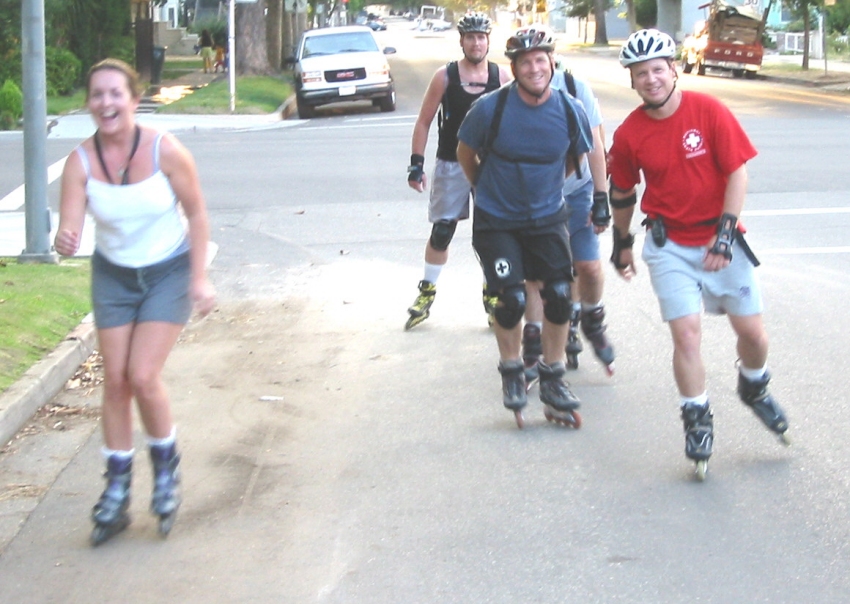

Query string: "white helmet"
[[619, 29, 677, 67]]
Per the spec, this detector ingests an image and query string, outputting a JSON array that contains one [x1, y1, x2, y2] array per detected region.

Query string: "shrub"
[[0, 110, 16, 131], [45, 47, 82, 96], [0, 80, 23, 120]]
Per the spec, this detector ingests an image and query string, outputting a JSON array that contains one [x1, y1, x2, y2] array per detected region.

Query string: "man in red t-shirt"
[[607, 29, 789, 480]]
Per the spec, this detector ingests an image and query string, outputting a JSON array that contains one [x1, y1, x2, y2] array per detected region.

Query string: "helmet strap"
[[641, 81, 677, 111]]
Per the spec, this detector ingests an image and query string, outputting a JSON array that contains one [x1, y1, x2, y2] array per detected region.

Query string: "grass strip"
[[0, 259, 91, 393]]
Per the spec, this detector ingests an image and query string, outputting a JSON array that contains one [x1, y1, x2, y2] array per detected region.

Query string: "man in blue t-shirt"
[[456, 26, 592, 428]]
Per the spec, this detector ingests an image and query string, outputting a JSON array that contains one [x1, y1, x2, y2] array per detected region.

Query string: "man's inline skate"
[[738, 370, 791, 445], [580, 305, 615, 376], [405, 280, 436, 331], [499, 360, 528, 429], [538, 361, 582, 428], [91, 454, 132, 546], [681, 401, 714, 481], [566, 306, 583, 370], [521, 323, 542, 391], [149, 442, 181, 537]]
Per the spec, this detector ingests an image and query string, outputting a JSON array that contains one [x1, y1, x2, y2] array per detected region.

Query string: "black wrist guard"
[[610, 226, 634, 269], [591, 191, 611, 227], [408, 153, 425, 184], [709, 212, 737, 260]]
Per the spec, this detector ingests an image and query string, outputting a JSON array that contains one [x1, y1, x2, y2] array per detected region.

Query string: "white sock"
[[738, 364, 766, 381], [101, 447, 134, 461], [423, 262, 442, 284], [146, 427, 177, 448], [680, 392, 708, 408]]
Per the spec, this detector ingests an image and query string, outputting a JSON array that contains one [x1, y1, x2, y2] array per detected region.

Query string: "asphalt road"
[[1, 20, 850, 602]]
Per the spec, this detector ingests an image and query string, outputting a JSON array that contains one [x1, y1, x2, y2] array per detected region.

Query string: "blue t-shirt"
[[458, 83, 592, 222]]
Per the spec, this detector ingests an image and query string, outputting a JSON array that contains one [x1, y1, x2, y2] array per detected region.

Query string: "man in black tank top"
[[404, 12, 510, 331]]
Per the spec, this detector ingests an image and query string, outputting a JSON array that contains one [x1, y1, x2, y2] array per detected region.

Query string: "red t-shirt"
[[608, 91, 757, 246]]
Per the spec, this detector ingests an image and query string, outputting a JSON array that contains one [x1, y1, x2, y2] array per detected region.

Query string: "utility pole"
[[19, 0, 57, 264]]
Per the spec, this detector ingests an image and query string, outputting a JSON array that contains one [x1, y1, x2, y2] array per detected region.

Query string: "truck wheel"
[[296, 98, 315, 119], [378, 91, 396, 113], [697, 62, 706, 76], [744, 71, 757, 80], [682, 61, 694, 74], [732, 69, 744, 78]]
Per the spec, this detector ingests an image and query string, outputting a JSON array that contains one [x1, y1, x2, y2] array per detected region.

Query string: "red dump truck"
[[681, 0, 771, 79]]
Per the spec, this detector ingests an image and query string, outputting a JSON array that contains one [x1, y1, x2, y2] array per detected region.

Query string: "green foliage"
[[45, 47, 82, 96], [191, 17, 229, 47], [0, 47, 22, 89], [0, 111, 15, 131], [826, 0, 850, 34], [0, 79, 23, 120], [635, 0, 657, 28]]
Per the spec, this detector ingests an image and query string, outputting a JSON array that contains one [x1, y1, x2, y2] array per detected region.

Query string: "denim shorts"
[[641, 236, 763, 322], [564, 179, 599, 263], [91, 250, 192, 329]]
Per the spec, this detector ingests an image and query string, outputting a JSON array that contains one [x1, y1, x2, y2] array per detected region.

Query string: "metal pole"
[[229, 0, 236, 113], [19, 0, 57, 264]]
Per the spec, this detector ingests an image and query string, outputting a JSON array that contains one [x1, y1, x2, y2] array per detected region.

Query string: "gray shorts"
[[641, 237, 763, 322], [429, 159, 471, 223], [91, 250, 192, 329]]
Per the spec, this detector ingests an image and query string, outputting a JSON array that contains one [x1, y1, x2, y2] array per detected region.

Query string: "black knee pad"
[[541, 279, 572, 325], [494, 285, 526, 329], [429, 220, 457, 252]]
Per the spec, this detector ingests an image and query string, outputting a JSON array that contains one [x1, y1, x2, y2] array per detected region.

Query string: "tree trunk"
[[625, 0, 637, 32], [267, 0, 283, 71], [236, 1, 271, 75], [802, 10, 810, 70], [593, 0, 608, 45]]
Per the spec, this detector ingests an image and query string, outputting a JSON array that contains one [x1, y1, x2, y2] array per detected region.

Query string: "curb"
[[0, 315, 96, 448]]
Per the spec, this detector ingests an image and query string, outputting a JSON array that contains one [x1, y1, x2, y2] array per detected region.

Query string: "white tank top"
[[77, 133, 188, 268]]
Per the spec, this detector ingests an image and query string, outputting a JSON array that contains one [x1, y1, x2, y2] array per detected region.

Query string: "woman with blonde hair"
[[55, 58, 216, 545]]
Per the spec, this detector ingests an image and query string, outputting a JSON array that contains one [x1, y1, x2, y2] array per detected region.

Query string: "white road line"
[[0, 158, 67, 211]]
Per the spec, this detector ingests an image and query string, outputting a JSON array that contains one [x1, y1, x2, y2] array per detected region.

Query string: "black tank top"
[[436, 61, 501, 162]]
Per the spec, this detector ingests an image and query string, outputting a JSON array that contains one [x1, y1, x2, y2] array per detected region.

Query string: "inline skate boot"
[[522, 323, 542, 391], [91, 454, 132, 546], [405, 280, 436, 331], [499, 360, 527, 429], [538, 361, 582, 428], [580, 305, 615, 376], [738, 370, 790, 445], [681, 401, 714, 481], [566, 306, 583, 370], [149, 442, 182, 537]]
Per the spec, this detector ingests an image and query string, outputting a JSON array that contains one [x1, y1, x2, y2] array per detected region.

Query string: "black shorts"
[[473, 219, 573, 294]]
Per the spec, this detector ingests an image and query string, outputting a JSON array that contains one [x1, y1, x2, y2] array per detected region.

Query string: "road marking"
[[0, 158, 67, 211]]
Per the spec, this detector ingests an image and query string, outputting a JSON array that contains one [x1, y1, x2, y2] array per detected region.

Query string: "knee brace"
[[541, 279, 572, 325], [494, 285, 526, 329], [429, 220, 457, 252]]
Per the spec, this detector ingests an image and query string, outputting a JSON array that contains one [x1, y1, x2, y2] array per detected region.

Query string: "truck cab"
[[682, 0, 769, 79]]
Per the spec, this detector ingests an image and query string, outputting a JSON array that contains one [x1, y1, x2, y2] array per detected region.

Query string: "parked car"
[[367, 18, 387, 31], [288, 25, 397, 119]]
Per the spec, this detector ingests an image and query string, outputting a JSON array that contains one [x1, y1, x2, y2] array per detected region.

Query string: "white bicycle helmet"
[[619, 29, 676, 67]]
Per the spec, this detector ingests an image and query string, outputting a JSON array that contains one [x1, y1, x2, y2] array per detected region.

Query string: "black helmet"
[[457, 12, 492, 35], [505, 26, 555, 59]]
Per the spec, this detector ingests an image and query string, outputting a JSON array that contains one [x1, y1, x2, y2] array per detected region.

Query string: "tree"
[[236, 1, 271, 75], [593, 0, 609, 44], [783, 0, 816, 69]]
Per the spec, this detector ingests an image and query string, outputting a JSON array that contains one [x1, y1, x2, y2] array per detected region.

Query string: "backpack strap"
[[558, 88, 583, 179], [486, 61, 501, 91], [564, 69, 577, 98], [476, 84, 511, 183], [437, 61, 460, 132]]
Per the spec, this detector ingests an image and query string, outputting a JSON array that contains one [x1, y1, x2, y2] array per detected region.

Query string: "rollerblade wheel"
[[404, 311, 429, 331], [90, 516, 130, 547], [604, 362, 615, 377], [158, 513, 177, 537], [778, 431, 791, 446], [543, 407, 582, 429], [567, 353, 579, 370], [514, 410, 525, 429], [694, 460, 708, 482]]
